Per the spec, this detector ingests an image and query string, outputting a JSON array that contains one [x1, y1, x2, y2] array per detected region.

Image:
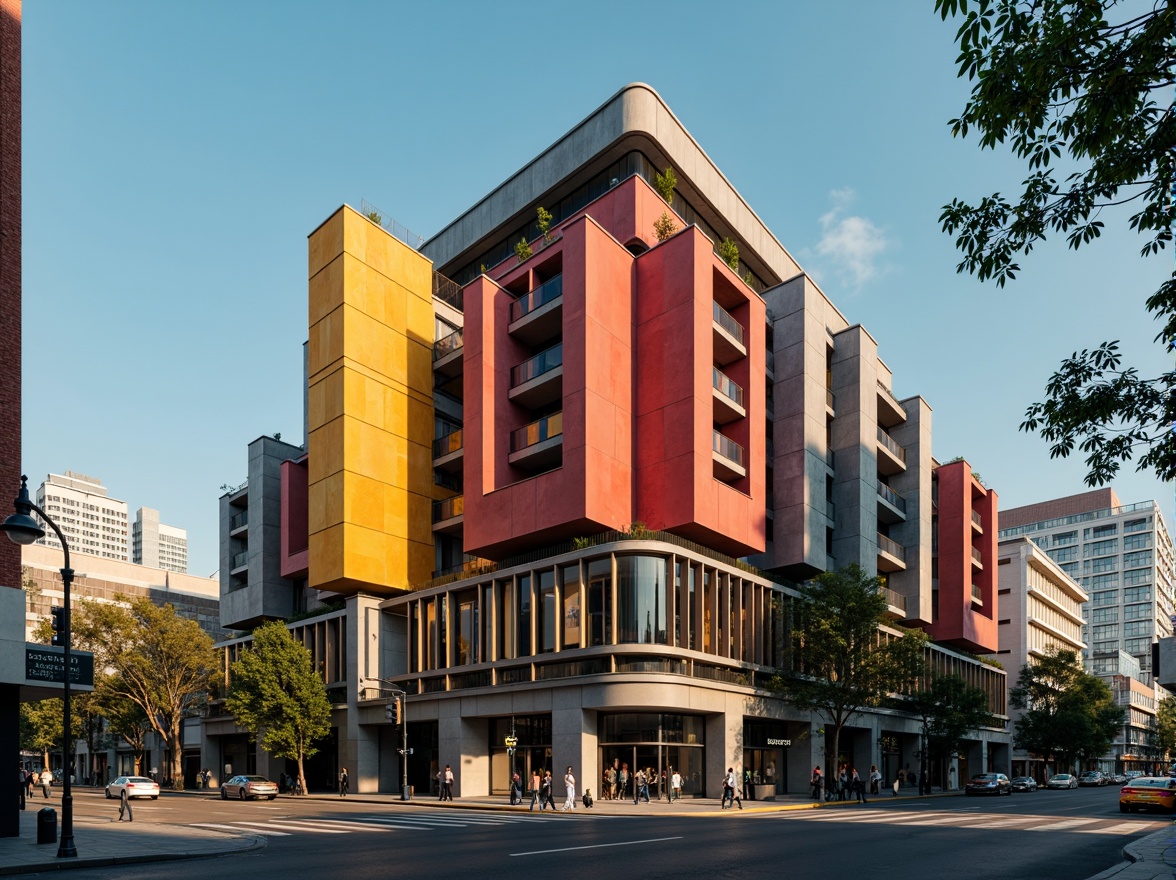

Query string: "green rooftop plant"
[[515, 237, 533, 263], [655, 167, 677, 205], [719, 237, 740, 272], [653, 211, 676, 242], [537, 206, 553, 243], [365, 211, 382, 225]]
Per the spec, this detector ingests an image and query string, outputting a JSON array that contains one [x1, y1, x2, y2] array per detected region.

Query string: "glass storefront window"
[[482, 584, 494, 662], [599, 713, 706, 799], [538, 570, 556, 654], [562, 565, 581, 649], [588, 559, 612, 646], [617, 556, 668, 644], [496, 580, 514, 660]]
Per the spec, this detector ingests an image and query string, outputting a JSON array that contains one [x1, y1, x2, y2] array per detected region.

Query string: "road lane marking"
[[191, 822, 290, 836], [228, 820, 349, 833], [278, 819, 394, 832], [511, 836, 683, 857]]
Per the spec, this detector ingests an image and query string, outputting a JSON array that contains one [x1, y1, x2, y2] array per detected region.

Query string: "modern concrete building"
[[999, 488, 1176, 684], [992, 537, 1088, 778], [33, 471, 129, 562], [22, 543, 223, 786], [132, 507, 189, 574], [206, 84, 1010, 797]]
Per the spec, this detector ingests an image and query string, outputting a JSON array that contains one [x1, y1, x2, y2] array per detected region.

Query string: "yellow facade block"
[[407, 541, 434, 588], [342, 470, 387, 532], [341, 255, 389, 327], [406, 396, 433, 449], [310, 525, 345, 584], [383, 481, 409, 540], [308, 252, 345, 328], [308, 418, 345, 485], [308, 369, 345, 434], [343, 305, 407, 386], [307, 469, 345, 535], [308, 307, 344, 379], [308, 209, 345, 279], [406, 291, 434, 345], [406, 491, 433, 547]]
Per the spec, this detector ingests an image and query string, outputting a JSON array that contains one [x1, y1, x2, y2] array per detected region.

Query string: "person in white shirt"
[[562, 766, 576, 810], [671, 770, 682, 802]]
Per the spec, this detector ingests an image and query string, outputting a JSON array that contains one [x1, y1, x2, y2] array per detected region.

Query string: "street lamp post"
[[360, 677, 410, 800], [1, 476, 77, 858]]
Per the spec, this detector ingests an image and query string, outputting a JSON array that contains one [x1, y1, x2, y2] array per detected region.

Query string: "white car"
[[1046, 773, 1078, 790], [105, 776, 160, 800]]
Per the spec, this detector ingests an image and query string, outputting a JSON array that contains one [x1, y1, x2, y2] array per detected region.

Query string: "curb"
[[0, 835, 266, 877]]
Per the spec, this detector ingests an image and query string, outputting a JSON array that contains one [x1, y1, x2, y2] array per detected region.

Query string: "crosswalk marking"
[[229, 820, 349, 833], [280, 818, 394, 832], [776, 808, 1164, 836], [191, 822, 291, 837], [1078, 822, 1150, 835]]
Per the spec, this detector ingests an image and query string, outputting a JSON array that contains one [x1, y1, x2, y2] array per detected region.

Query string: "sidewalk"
[[0, 803, 261, 876], [1088, 823, 1176, 880]]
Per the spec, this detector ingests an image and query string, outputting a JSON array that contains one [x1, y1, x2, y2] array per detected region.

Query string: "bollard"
[[36, 808, 56, 845]]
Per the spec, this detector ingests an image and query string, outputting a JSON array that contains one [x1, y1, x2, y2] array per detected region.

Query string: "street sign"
[[504, 735, 517, 747], [25, 646, 94, 686]]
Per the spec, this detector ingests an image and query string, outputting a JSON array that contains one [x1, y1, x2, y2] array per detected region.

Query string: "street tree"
[[96, 675, 152, 776], [1010, 645, 1123, 770], [900, 672, 995, 790], [78, 598, 215, 789], [936, 0, 1176, 484], [225, 621, 331, 796], [772, 565, 925, 793], [21, 699, 64, 773], [1156, 694, 1176, 766]]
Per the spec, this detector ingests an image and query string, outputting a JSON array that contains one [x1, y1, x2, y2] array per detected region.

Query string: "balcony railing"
[[877, 426, 906, 462], [432, 495, 464, 523], [877, 482, 907, 513], [971, 546, 983, 565], [971, 509, 983, 528], [971, 582, 983, 603], [882, 586, 907, 613], [432, 429, 463, 459], [511, 343, 563, 387], [434, 327, 463, 361], [231, 550, 248, 569], [877, 532, 904, 561], [712, 367, 744, 407], [510, 274, 563, 322], [712, 431, 745, 468], [229, 510, 248, 530], [511, 412, 563, 452], [712, 301, 744, 345]]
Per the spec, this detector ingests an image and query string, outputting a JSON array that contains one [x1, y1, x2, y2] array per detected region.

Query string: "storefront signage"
[[766, 738, 791, 747], [25, 646, 94, 686]]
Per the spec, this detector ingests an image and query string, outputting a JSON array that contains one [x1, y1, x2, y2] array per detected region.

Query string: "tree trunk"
[[830, 721, 842, 799], [167, 715, 184, 790], [297, 753, 307, 796]]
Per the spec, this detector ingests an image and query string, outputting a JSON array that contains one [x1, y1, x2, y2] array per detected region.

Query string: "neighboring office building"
[[991, 537, 1088, 779], [33, 471, 129, 562], [132, 507, 189, 574], [206, 84, 1010, 797], [999, 488, 1176, 684], [21, 543, 225, 786]]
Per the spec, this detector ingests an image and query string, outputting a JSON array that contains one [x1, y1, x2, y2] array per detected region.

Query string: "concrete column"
[[0, 684, 17, 837]]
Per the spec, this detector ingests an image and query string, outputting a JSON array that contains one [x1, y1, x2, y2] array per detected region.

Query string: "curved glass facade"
[[617, 555, 668, 644]]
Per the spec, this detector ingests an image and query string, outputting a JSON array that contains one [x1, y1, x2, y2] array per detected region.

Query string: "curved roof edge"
[[421, 83, 803, 285]]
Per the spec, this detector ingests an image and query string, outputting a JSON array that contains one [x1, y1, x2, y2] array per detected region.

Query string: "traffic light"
[[386, 695, 402, 725], [50, 606, 66, 647]]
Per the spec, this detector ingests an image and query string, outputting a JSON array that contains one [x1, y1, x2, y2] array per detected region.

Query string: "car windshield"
[[1053, 774, 1071, 780]]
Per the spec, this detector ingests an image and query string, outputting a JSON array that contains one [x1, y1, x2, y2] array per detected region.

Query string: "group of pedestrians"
[[17, 766, 51, 806], [809, 763, 884, 802]]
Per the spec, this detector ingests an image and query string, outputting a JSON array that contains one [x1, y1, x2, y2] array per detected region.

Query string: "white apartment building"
[[999, 489, 1176, 685], [34, 471, 129, 561], [133, 506, 188, 574]]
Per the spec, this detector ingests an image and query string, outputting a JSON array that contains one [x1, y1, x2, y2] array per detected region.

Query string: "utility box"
[[36, 808, 56, 845]]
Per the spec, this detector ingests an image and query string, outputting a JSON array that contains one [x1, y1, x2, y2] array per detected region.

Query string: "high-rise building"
[[999, 488, 1176, 684], [207, 84, 1010, 796], [34, 471, 129, 561], [132, 507, 189, 574]]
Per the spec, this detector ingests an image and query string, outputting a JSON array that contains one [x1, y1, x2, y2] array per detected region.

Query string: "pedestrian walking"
[[510, 770, 522, 805], [671, 769, 682, 802], [562, 766, 576, 811], [721, 767, 742, 809], [41, 771, 51, 799], [442, 764, 454, 801], [617, 763, 629, 801], [810, 766, 823, 800], [869, 764, 881, 795], [603, 765, 616, 800], [852, 767, 868, 803], [529, 769, 542, 811], [633, 767, 645, 804], [339, 767, 349, 797], [541, 771, 556, 810]]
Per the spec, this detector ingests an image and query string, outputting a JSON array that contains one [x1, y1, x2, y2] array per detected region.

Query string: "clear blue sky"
[[21, 1, 1173, 578]]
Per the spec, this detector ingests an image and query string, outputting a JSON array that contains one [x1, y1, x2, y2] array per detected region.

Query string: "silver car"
[[1047, 773, 1078, 789], [221, 774, 278, 800], [105, 776, 160, 800]]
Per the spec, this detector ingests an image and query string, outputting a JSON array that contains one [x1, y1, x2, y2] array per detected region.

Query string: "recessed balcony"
[[877, 532, 907, 572], [433, 327, 464, 379], [877, 426, 907, 476], [509, 343, 563, 409], [432, 495, 464, 535], [712, 430, 746, 482], [509, 412, 563, 471], [971, 582, 983, 606], [877, 380, 905, 427], [230, 550, 248, 575], [229, 508, 248, 538], [509, 274, 563, 346], [712, 301, 746, 366], [826, 389, 835, 416], [432, 428, 464, 473], [971, 545, 983, 569], [765, 348, 775, 379], [882, 585, 907, 621], [971, 509, 983, 533], [877, 481, 907, 523], [712, 367, 745, 424]]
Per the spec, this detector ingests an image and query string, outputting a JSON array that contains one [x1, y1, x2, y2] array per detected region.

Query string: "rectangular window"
[[1091, 607, 1118, 624], [1053, 531, 1078, 546], [1124, 533, 1152, 552], [1085, 524, 1118, 540], [1091, 573, 1119, 590], [1124, 603, 1151, 621], [1124, 550, 1153, 568], [1124, 585, 1153, 603], [1123, 569, 1152, 587], [1124, 620, 1152, 638], [496, 580, 515, 660], [688, 565, 697, 650], [1048, 547, 1078, 563], [457, 592, 476, 666], [1093, 640, 1118, 653], [482, 583, 494, 662], [562, 565, 581, 649], [1060, 561, 1080, 576], [1124, 517, 1150, 533], [1084, 538, 1119, 558], [1125, 637, 1151, 654], [517, 574, 532, 657], [1091, 557, 1117, 573], [538, 570, 556, 654], [1093, 624, 1119, 640], [1092, 591, 1119, 607], [588, 559, 612, 647]]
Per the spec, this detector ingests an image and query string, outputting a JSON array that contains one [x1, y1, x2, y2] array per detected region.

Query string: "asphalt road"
[[53, 783, 1162, 880]]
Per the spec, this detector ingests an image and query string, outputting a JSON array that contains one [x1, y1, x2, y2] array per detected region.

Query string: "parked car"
[[1010, 776, 1038, 792], [1109, 773, 1127, 784], [105, 776, 159, 800], [1079, 771, 1108, 787], [1126, 770, 1145, 781], [1047, 773, 1078, 789], [965, 773, 1012, 796], [221, 775, 278, 801], [1120, 776, 1176, 813]]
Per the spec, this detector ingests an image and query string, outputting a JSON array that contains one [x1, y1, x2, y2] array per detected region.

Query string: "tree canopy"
[[1009, 645, 1123, 767], [936, 0, 1176, 484], [902, 673, 996, 766], [772, 565, 925, 788], [225, 621, 331, 795]]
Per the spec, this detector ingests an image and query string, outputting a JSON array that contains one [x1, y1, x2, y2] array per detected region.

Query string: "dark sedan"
[[965, 773, 1012, 796], [1010, 776, 1037, 792]]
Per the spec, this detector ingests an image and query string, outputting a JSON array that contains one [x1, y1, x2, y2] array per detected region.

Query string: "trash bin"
[[36, 808, 56, 845], [402, 784, 413, 801]]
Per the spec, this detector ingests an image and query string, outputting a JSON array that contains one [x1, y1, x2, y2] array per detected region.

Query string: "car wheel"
[[1120, 803, 1128, 813], [221, 787, 227, 800], [268, 795, 276, 801], [104, 790, 111, 799], [151, 796, 158, 800], [239, 789, 246, 801]]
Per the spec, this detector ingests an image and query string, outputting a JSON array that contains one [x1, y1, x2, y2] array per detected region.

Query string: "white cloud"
[[807, 188, 892, 289]]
